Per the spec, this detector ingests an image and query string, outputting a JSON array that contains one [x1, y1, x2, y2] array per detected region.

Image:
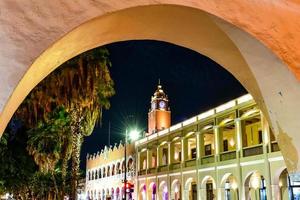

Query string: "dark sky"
[[80, 40, 247, 169]]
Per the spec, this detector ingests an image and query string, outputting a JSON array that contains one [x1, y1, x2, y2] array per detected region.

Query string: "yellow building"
[[86, 144, 136, 200], [135, 86, 297, 200], [86, 84, 299, 200]]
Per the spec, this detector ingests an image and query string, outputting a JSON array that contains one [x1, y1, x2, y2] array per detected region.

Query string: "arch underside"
[[0, 3, 300, 171]]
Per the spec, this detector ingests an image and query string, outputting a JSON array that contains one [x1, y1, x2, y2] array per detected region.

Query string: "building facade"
[[136, 85, 298, 200], [86, 84, 299, 200], [86, 144, 136, 200]]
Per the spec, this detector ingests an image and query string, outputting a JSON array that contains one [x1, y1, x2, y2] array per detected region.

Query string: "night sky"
[[80, 40, 247, 169]]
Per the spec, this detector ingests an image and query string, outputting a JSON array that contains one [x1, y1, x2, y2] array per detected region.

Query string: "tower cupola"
[[147, 81, 171, 135]]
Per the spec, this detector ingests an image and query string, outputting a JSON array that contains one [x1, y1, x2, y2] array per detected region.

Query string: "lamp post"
[[123, 129, 140, 200]]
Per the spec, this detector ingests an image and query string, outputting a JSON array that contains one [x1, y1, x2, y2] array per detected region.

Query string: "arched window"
[[107, 166, 111, 177], [99, 168, 102, 178], [88, 171, 91, 180], [112, 164, 116, 176], [122, 160, 125, 173], [127, 157, 134, 172], [95, 170, 98, 179], [117, 162, 121, 174], [103, 167, 106, 178], [92, 171, 94, 180]]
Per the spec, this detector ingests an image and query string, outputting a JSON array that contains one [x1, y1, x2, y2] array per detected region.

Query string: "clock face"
[[159, 101, 166, 109], [151, 102, 156, 110]]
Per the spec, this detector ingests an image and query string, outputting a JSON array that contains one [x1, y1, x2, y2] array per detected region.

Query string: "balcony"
[[185, 159, 196, 167], [201, 155, 215, 164], [220, 150, 236, 161], [243, 144, 263, 157], [138, 169, 147, 176], [170, 162, 181, 170], [158, 165, 169, 172], [148, 167, 157, 174], [271, 141, 280, 152]]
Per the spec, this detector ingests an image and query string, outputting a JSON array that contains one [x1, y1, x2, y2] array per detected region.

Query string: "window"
[[223, 140, 228, 152], [205, 144, 212, 156]]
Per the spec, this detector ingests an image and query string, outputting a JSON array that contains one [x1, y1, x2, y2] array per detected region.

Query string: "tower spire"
[[158, 78, 161, 85]]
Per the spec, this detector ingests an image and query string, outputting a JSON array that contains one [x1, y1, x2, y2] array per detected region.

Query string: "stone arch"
[[171, 179, 181, 200], [244, 171, 267, 200], [220, 173, 239, 200], [116, 162, 121, 174], [116, 187, 121, 200], [185, 177, 197, 200], [0, 3, 300, 171], [139, 184, 147, 200], [112, 163, 116, 176], [148, 182, 157, 200], [159, 181, 168, 200], [200, 176, 216, 200], [127, 157, 134, 172], [107, 165, 111, 177]]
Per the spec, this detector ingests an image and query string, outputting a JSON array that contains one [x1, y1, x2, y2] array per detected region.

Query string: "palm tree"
[[16, 47, 114, 199]]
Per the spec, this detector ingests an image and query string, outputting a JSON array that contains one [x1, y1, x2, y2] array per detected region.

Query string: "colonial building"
[[135, 85, 297, 200], [86, 84, 299, 200], [86, 144, 136, 200]]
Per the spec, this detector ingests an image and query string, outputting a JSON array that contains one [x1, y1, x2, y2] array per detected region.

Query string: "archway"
[[0, 3, 300, 172], [185, 178, 197, 200], [116, 187, 120, 200], [244, 171, 267, 200], [159, 181, 168, 200], [148, 182, 157, 200], [171, 179, 181, 200], [201, 176, 216, 200], [127, 157, 134, 172], [220, 173, 238, 200], [139, 184, 147, 200]]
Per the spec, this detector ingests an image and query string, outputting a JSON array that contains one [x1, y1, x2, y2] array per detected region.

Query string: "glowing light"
[[231, 182, 238, 190], [229, 138, 235, 147], [174, 186, 179, 193], [174, 152, 179, 160], [129, 129, 140, 141], [163, 186, 168, 193], [251, 174, 261, 189]]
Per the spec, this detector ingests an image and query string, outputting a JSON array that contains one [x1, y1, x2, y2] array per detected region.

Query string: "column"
[[181, 138, 185, 164], [196, 132, 200, 200], [196, 132, 201, 160], [261, 111, 273, 200], [168, 142, 171, 165], [235, 118, 243, 200], [137, 152, 141, 171], [157, 146, 160, 167], [213, 126, 220, 162], [147, 149, 151, 169]]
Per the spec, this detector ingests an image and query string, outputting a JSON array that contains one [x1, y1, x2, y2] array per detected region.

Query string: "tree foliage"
[[0, 47, 115, 199]]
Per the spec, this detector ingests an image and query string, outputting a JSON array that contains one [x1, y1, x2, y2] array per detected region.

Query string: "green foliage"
[[0, 129, 37, 195], [3, 46, 115, 198], [27, 107, 70, 173]]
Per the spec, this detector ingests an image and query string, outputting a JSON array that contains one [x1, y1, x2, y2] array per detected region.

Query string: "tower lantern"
[[147, 82, 171, 135]]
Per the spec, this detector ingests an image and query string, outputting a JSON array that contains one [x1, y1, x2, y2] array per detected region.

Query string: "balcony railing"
[[271, 141, 280, 152], [138, 169, 147, 176], [158, 165, 169, 172], [185, 159, 196, 167], [170, 162, 181, 170], [243, 144, 263, 157], [201, 155, 215, 164], [220, 150, 236, 161], [148, 167, 157, 174]]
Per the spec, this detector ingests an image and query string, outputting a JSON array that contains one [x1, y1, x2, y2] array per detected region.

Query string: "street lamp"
[[124, 129, 140, 200]]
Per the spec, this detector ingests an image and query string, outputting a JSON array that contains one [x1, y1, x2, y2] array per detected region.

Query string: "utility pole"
[[123, 129, 128, 200]]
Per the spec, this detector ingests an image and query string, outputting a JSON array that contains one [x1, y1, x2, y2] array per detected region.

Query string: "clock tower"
[[147, 82, 171, 135]]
